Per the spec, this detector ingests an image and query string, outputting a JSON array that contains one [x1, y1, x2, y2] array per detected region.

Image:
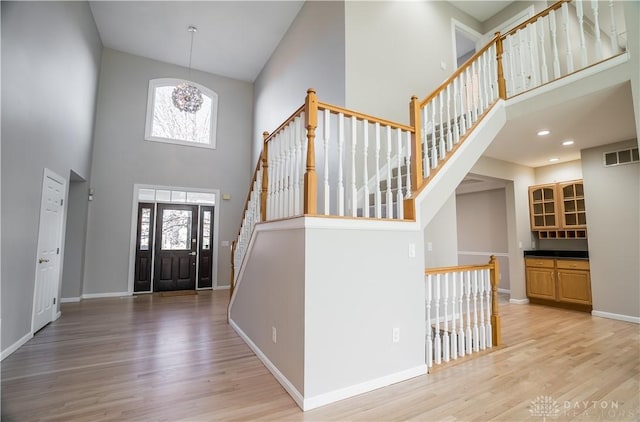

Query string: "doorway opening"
[[129, 185, 219, 293], [452, 19, 482, 69]]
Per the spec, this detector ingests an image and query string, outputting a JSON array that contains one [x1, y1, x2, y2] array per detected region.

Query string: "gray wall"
[[1, 2, 102, 352], [344, 1, 482, 124], [424, 193, 458, 268], [581, 139, 640, 318], [252, 1, 346, 165], [84, 48, 252, 295]]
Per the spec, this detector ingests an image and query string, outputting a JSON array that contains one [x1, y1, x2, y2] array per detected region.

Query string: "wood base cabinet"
[[525, 257, 592, 311]]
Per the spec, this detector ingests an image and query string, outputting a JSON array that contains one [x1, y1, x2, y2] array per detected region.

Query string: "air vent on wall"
[[603, 147, 639, 167]]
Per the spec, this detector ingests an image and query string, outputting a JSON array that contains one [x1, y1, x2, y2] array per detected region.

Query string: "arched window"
[[144, 78, 218, 149]]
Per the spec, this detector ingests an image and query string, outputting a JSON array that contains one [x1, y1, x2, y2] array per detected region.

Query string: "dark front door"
[[154, 204, 198, 291], [198, 206, 214, 289], [134, 203, 155, 292]]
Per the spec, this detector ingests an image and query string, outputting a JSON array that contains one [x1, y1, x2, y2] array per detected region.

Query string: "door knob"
[[188, 252, 197, 256], [38, 258, 50, 264]]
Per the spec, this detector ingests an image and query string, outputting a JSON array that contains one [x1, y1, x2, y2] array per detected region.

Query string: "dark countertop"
[[524, 250, 589, 259]]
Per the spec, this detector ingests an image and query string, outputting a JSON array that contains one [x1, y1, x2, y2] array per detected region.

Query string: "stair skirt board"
[[230, 318, 427, 411]]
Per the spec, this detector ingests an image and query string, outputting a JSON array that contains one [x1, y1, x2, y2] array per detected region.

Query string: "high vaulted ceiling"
[[89, 1, 304, 82]]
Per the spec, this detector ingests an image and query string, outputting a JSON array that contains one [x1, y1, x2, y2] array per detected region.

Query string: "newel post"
[[495, 32, 507, 100], [489, 255, 502, 346], [403, 95, 422, 220], [303, 88, 318, 215], [260, 131, 269, 222]]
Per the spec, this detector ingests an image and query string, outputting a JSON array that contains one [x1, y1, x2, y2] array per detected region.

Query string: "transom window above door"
[[138, 188, 215, 205], [144, 78, 218, 149]]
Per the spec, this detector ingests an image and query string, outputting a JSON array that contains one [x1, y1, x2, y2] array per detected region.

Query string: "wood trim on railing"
[[237, 159, 262, 237], [425, 263, 493, 275], [260, 131, 269, 222], [495, 32, 507, 100], [419, 33, 500, 108], [317, 102, 415, 132], [501, 0, 569, 39], [408, 96, 423, 200], [264, 105, 305, 145], [304, 88, 318, 215]]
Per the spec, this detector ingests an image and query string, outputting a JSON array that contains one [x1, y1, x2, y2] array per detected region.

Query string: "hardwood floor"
[[2, 290, 639, 421]]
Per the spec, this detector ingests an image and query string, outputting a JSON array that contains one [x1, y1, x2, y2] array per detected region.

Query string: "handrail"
[[426, 262, 495, 275], [419, 33, 500, 108], [501, 0, 569, 39], [318, 102, 415, 133], [264, 104, 305, 144]]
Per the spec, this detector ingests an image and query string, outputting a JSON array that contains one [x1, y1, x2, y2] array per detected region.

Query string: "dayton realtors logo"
[[529, 395, 560, 420], [529, 395, 637, 420]]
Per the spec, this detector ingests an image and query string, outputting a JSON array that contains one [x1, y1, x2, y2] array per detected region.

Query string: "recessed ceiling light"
[[537, 130, 551, 136], [549, 157, 559, 162], [562, 140, 574, 146]]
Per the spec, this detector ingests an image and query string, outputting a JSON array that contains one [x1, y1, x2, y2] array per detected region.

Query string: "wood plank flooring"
[[2, 290, 639, 421]]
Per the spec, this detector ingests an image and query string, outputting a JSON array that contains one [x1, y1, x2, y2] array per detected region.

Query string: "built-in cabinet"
[[528, 180, 587, 239], [525, 257, 592, 310]]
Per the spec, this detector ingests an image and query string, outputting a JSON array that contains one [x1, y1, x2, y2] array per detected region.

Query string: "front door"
[[33, 170, 65, 333], [154, 204, 198, 291]]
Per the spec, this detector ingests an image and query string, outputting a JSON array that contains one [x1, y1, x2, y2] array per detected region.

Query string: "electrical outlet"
[[272, 326, 277, 344], [427, 242, 433, 252], [393, 327, 400, 343], [408, 243, 416, 258]]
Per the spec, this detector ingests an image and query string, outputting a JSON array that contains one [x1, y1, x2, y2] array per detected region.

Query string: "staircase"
[[227, 0, 629, 411]]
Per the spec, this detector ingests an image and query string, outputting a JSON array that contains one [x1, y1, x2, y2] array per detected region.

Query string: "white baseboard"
[[592, 310, 640, 324], [303, 364, 427, 411], [509, 298, 529, 305], [229, 318, 305, 409], [60, 297, 81, 303], [81, 291, 130, 299], [1, 331, 33, 361], [213, 285, 230, 290], [498, 288, 511, 294]]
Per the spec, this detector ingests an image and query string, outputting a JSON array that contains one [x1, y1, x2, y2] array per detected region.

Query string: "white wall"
[[1, 1, 102, 353], [581, 139, 639, 319], [534, 159, 583, 184], [424, 193, 458, 267], [344, 1, 482, 125], [84, 48, 252, 295], [252, 1, 346, 165]]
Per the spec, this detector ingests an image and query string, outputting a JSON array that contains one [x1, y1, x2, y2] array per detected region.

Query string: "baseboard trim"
[[81, 291, 130, 299], [303, 364, 427, 411], [54, 311, 61, 321], [509, 298, 529, 305], [1, 331, 33, 361], [60, 297, 81, 303], [592, 310, 640, 324], [213, 285, 230, 290], [229, 318, 305, 410]]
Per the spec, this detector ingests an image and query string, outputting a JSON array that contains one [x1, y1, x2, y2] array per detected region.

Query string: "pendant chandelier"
[[172, 26, 203, 113]]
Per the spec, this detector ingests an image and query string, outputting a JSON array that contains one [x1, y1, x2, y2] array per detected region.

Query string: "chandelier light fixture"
[[172, 25, 203, 113]]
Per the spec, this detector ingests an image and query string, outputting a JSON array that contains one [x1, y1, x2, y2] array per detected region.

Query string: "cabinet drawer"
[[556, 259, 590, 270], [525, 258, 555, 269]]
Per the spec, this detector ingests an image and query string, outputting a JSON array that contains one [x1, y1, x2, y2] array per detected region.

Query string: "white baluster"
[[471, 60, 478, 122], [458, 271, 465, 357], [609, 0, 619, 54], [323, 110, 330, 215], [518, 30, 527, 91], [293, 117, 301, 216], [300, 113, 307, 214], [458, 75, 466, 134], [385, 126, 393, 218], [336, 113, 345, 217], [363, 120, 370, 218], [426, 274, 433, 369], [481, 52, 488, 112], [284, 124, 292, 217], [538, 18, 549, 84], [350, 116, 358, 217], [592, 0, 603, 60], [528, 24, 539, 88], [374, 122, 382, 218], [421, 106, 430, 179], [272, 135, 280, 219], [405, 131, 411, 198], [507, 35, 516, 95], [576, 0, 588, 68], [431, 99, 438, 169], [485, 268, 493, 349], [279, 132, 286, 218], [438, 92, 445, 160], [561, 2, 574, 73], [453, 78, 460, 144], [443, 273, 450, 362], [395, 128, 404, 219], [479, 269, 487, 351], [450, 272, 458, 360], [549, 10, 561, 78], [465, 271, 473, 355], [472, 270, 480, 352], [465, 67, 474, 126], [446, 85, 452, 152], [434, 273, 442, 365]]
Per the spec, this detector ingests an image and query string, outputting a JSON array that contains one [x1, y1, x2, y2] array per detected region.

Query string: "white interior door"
[[32, 169, 66, 333]]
